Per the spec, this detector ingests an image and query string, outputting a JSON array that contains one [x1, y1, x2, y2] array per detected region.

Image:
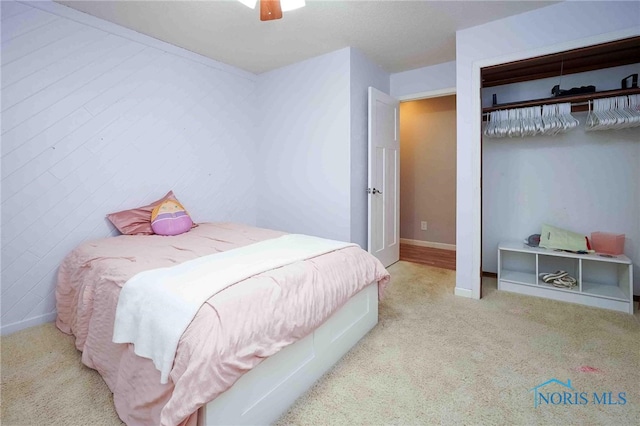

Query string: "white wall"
[[482, 65, 640, 291], [390, 60, 455, 99], [0, 1, 258, 334], [257, 47, 390, 249], [483, 115, 640, 274], [349, 48, 389, 249], [256, 48, 352, 241], [456, 1, 640, 297]]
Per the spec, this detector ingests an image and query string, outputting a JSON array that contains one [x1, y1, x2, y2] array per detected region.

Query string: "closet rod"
[[483, 87, 640, 114]]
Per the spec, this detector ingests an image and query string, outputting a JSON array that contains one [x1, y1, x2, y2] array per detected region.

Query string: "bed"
[[56, 222, 390, 425]]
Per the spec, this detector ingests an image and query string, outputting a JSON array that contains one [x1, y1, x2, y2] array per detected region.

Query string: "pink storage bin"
[[591, 232, 625, 255]]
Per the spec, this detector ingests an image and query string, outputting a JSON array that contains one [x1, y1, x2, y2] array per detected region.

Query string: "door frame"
[[397, 87, 456, 103], [367, 87, 400, 267], [396, 86, 459, 288], [469, 28, 639, 301]]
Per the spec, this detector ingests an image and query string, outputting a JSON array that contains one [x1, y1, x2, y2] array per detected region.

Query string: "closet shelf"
[[483, 87, 640, 114]]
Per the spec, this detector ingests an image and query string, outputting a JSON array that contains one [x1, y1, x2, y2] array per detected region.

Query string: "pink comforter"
[[56, 223, 390, 425]]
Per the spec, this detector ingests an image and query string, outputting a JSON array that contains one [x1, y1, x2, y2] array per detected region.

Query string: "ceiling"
[[57, 0, 558, 75]]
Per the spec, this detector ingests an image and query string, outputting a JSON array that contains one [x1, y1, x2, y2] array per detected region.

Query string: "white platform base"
[[198, 283, 379, 425]]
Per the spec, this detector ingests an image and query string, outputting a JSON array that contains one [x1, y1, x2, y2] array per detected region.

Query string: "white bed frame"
[[197, 282, 379, 425]]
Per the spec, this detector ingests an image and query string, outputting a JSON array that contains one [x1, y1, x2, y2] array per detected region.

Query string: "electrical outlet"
[[421, 221, 427, 231]]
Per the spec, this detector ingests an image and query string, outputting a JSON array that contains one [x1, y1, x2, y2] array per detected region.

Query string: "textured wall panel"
[[0, 1, 258, 334]]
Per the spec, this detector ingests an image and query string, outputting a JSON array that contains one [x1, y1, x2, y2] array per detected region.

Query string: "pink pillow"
[[151, 200, 193, 236], [107, 191, 178, 235]]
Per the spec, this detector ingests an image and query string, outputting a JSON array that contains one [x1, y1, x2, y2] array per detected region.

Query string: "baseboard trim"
[[1, 312, 57, 336], [454, 287, 474, 298], [400, 238, 456, 251]]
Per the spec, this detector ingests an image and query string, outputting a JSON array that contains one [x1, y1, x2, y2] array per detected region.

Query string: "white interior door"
[[367, 87, 399, 267]]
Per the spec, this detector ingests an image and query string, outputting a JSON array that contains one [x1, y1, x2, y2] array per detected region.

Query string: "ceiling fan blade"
[[260, 0, 283, 21]]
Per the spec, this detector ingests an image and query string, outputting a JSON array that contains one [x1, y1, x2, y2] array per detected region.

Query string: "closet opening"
[[398, 94, 457, 271], [479, 36, 640, 305]]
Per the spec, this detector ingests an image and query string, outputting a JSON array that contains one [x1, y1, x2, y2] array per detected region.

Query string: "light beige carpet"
[[2, 261, 639, 425]]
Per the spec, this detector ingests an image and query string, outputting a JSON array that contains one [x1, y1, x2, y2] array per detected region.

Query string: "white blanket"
[[112, 234, 355, 383]]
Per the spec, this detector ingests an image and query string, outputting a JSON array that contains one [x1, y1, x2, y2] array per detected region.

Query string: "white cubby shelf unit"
[[498, 242, 634, 314]]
